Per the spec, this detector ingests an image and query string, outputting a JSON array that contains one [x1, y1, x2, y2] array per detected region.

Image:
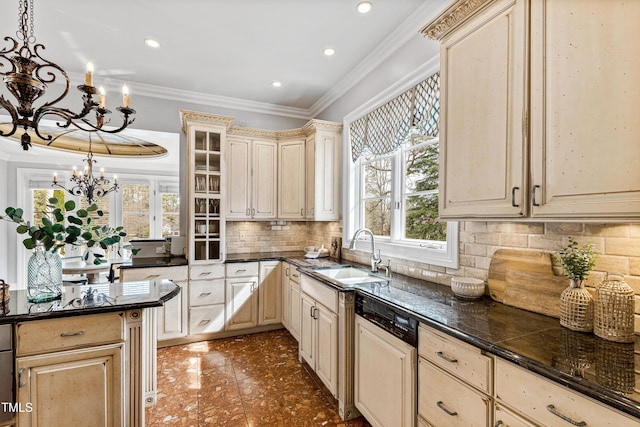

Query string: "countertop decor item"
[[557, 238, 598, 332], [594, 273, 635, 343], [450, 276, 485, 299], [0, 0, 135, 151], [1, 197, 137, 302]]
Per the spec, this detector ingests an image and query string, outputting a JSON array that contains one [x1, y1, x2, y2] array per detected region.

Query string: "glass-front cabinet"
[[185, 117, 230, 263]]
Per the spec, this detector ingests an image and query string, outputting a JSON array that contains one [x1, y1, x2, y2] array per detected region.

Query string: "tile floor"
[[146, 329, 373, 426]]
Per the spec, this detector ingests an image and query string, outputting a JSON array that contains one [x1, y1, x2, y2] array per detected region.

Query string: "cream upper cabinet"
[[426, 0, 528, 219], [424, 0, 640, 221], [278, 139, 306, 219], [226, 136, 277, 220], [529, 0, 640, 219], [305, 122, 342, 221]]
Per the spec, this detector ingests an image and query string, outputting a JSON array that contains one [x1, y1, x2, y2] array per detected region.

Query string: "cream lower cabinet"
[[14, 312, 129, 427], [417, 323, 492, 427], [225, 261, 281, 331], [425, 0, 640, 221], [495, 358, 637, 427], [354, 315, 416, 427], [189, 264, 226, 335], [282, 262, 301, 341], [493, 403, 536, 427]]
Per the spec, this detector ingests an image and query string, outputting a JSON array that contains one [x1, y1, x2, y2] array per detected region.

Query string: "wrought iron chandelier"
[[52, 137, 118, 204], [0, 0, 136, 151]]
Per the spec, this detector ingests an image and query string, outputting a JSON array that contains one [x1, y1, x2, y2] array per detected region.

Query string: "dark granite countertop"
[[0, 280, 180, 324], [119, 256, 188, 269]]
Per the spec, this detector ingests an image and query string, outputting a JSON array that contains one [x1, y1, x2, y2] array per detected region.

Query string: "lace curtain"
[[350, 72, 440, 162]]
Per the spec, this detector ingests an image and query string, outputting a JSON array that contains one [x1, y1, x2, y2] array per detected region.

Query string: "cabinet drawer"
[[121, 265, 188, 282], [190, 279, 225, 306], [17, 312, 124, 356], [226, 262, 259, 278], [418, 358, 491, 427], [495, 358, 637, 427], [419, 324, 492, 393], [494, 403, 537, 427], [189, 264, 225, 280], [189, 305, 225, 335], [300, 275, 338, 313]]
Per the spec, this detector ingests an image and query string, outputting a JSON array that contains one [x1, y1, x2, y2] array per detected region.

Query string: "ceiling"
[[0, 0, 447, 164]]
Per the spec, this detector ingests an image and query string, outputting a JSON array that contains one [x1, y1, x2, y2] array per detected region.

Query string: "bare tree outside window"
[[161, 193, 180, 236], [363, 155, 391, 236], [122, 183, 150, 239]]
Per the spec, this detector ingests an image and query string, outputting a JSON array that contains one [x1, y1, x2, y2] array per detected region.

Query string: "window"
[[161, 192, 180, 237], [345, 71, 458, 268], [122, 183, 151, 240]]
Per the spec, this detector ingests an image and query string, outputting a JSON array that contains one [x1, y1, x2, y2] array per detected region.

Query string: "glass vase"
[[27, 246, 62, 303], [559, 278, 594, 332]]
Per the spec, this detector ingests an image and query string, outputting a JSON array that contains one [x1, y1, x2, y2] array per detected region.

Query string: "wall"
[[226, 221, 341, 255], [343, 221, 640, 332], [0, 158, 6, 281]]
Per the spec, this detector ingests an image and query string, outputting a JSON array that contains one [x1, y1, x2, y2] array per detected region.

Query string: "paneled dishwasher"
[[354, 293, 418, 427]]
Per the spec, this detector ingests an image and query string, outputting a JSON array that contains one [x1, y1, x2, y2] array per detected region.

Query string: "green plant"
[[557, 237, 598, 281], [1, 197, 136, 264]]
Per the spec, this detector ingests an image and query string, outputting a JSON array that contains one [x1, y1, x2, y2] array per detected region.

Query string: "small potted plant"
[[557, 237, 598, 332], [1, 197, 136, 302]]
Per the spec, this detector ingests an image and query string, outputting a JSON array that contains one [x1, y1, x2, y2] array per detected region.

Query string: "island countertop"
[[0, 279, 180, 324]]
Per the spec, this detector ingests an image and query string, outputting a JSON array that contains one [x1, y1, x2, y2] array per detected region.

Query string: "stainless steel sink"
[[311, 265, 390, 286]]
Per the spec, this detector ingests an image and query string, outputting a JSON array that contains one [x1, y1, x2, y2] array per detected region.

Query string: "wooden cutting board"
[[502, 270, 567, 318], [487, 249, 554, 302]]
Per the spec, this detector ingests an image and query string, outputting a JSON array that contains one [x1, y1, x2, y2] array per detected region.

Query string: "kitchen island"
[[0, 280, 179, 427]]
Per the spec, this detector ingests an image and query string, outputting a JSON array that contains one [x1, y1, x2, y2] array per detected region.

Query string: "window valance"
[[350, 72, 440, 162]]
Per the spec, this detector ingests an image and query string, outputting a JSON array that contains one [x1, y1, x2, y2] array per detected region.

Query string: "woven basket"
[[560, 328, 594, 374], [594, 274, 635, 343], [560, 279, 594, 332]]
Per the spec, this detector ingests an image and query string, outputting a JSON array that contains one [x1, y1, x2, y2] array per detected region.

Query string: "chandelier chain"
[[16, 0, 35, 44]]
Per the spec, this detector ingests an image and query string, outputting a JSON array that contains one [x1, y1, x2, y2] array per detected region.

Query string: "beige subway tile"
[[594, 255, 629, 275], [475, 256, 492, 271], [513, 222, 544, 234], [500, 233, 529, 248], [606, 238, 640, 257], [486, 222, 516, 233], [586, 224, 630, 238], [635, 296, 640, 314], [459, 231, 476, 244], [464, 222, 488, 232], [635, 314, 640, 334], [429, 265, 447, 274], [462, 267, 488, 281], [545, 223, 584, 235], [567, 236, 605, 253], [464, 243, 488, 257], [528, 235, 564, 251], [459, 254, 475, 268], [624, 275, 640, 294], [476, 232, 501, 245], [436, 274, 452, 286], [629, 224, 640, 237], [421, 270, 438, 281], [630, 258, 640, 276]]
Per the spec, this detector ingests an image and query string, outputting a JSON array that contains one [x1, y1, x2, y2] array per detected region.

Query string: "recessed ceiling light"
[[323, 48, 336, 56], [144, 38, 160, 48], [272, 81, 282, 88], [356, 1, 373, 14]]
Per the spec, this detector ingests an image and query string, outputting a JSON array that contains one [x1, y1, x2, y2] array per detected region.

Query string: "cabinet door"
[[225, 277, 258, 330], [278, 140, 306, 219], [258, 261, 281, 325], [307, 130, 341, 221], [281, 263, 292, 330], [290, 280, 301, 342], [299, 293, 316, 368], [530, 0, 640, 219], [227, 137, 251, 219], [438, 0, 528, 219], [252, 140, 277, 219], [158, 280, 188, 341], [16, 344, 122, 427], [315, 302, 338, 397], [494, 403, 537, 427], [355, 316, 416, 427]]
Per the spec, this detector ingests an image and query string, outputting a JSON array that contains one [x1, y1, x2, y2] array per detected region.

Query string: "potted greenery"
[[1, 197, 136, 302], [557, 237, 598, 332]]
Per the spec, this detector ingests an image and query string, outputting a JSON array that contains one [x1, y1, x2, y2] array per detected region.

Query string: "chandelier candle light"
[[0, 0, 136, 150]]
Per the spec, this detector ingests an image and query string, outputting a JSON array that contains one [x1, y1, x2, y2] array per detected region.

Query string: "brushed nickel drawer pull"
[[532, 185, 541, 207], [494, 422, 504, 427], [546, 405, 586, 426], [436, 351, 458, 363], [61, 331, 85, 337], [199, 292, 212, 297], [236, 269, 246, 273], [199, 319, 211, 325], [292, 273, 299, 278], [199, 272, 211, 276], [146, 274, 160, 280], [511, 186, 519, 207], [436, 401, 457, 416]]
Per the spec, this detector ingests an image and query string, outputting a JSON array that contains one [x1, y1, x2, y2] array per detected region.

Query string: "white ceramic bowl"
[[450, 277, 486, 299]]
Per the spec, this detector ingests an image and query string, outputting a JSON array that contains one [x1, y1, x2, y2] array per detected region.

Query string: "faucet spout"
[[348, 228, 381, 272]]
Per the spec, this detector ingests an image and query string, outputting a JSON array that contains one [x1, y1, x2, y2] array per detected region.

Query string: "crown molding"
[[228, 126, 280, 139], [179, 110, 236, 133], [420, 0, 492, 40], [309, 0, 449, 117]]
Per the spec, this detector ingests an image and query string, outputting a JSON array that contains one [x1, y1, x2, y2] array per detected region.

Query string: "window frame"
[[342, 65, 458, 269]]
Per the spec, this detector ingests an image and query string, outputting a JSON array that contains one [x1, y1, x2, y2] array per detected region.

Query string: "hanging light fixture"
[[52, 136, 118, 205], [0, 0, 136, 151]]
